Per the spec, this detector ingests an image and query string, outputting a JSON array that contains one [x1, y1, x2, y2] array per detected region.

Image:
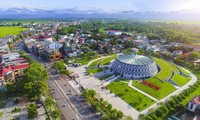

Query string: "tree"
[[116, 111, 124, 119], [89, 89, 96, 97], [155, 109, 163, 117], [24, 81, 47, 100], [107, 104, 113, 110], [24, 62, 48, 82], [188, 51, 200, 61], [27, 103, 38, 119], [50, 110, 61, 120], [45, 97, 56, 112]]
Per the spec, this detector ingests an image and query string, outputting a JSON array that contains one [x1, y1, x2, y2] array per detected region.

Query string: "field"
[[0, 26, 28, 37], [179, 67, 190, 76], [107, 81, 155, 111], [88, 58, 103, 68], [0, 19, 54, 23], [132, 78, 176, 100], [153, 58, 179, 80], [171, 74, 190, 86], [99, 74, 113, 80], [87, 54, 118, 74], [100, 55, 117, 65], [146, 20, 200, 24], [87, 68, 103, 74]]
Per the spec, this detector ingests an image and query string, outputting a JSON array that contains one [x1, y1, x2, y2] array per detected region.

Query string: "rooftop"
[[117, 54, 154, 65], [191, 96, 200, 105]]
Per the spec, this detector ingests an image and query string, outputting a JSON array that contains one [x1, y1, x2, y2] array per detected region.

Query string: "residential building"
[[172, 50, 183, 56], [107, 30, 122, 35], [179, 44, 200, 51], [187, 96, 200, 114], [0, 53, 29, 85]]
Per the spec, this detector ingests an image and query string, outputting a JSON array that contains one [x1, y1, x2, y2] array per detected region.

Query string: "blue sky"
[[0, 0, 200, 13]]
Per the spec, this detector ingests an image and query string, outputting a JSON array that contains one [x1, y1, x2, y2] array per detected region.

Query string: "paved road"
[[16, 42, 99, 120], [16, 42, 80, 120]]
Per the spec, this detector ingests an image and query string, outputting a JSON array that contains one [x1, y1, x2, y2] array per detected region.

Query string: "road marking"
[[49, 73, 81, 120]]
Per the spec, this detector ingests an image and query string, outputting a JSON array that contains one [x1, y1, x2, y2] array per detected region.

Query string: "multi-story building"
[[0, 53, 29, 85]]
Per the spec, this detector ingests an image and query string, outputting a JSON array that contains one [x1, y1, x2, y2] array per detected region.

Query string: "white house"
[[49, 42, 63, 51], [172, 50, 183, 56], [107, 30, 122, 35]]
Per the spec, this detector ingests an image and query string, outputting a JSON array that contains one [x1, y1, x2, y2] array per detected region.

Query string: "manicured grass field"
[[100, 55, 118, 65], [107, 82, 155, 111], [132, 77, 176, 100], [116, 77, 130, 82], [0, 112, 2, 118], [171, 74, 190, 86], [0, 26, 28, 37], [88, 58, 103, 68], [179, 67, 190, 76], [153, 58, 179, 80], [99, 74, 113, 80], [87, 68, 103, 74]]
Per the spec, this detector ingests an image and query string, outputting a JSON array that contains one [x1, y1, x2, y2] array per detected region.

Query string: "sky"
[[0, 0, 200, 13]]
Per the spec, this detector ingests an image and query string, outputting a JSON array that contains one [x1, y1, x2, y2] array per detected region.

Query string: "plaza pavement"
[[68, 58, 197, 120], [69, 65, 140, 119]]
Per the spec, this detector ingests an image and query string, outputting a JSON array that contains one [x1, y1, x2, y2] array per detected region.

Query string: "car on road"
[[62, 104, 66, 107]]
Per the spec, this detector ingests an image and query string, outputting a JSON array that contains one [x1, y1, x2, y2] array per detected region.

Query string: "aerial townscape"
[[1, 0, 200, 120]]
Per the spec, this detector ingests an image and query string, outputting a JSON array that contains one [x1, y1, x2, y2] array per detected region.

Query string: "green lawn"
[[107, 82, 155, 111], [171, 74, 190, 86], [0, 112, 2, 118], [99, 74, 113, 80], [88, 58, 103, 68], [132, 77, 176, 100], [179, 67, 190, 76], [181, 84, 200, 106], [154, 58, 176, 80], [12, 107, 21, 113], [100, 55, 118, 65], [116, 77, 130, 82], [87, 68, 103, 74], [0, 26, 28, 37]]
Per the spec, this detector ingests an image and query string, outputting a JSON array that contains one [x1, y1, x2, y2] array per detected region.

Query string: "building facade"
[[110, 54, 158, 79]]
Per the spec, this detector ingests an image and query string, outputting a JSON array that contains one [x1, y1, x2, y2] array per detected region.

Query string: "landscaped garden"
[[153, 58, 177, 80], [99, 74, 113, 80], [107, 81, 155, 111], [171, 74, 190, 86], [87, 54, 118, 74], [0, 26, 28, 37], [82, 89, 124, 120], [88, 58, 103, 68], [132, 77, 176, 100], [100, 55, 118, 65], [87, 68, 103, 74]]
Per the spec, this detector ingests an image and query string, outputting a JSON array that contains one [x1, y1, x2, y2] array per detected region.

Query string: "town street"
[[16, 41, 99, 120]]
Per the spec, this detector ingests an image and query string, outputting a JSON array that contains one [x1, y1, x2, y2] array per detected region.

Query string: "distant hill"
[[0, 7, 200, 20]]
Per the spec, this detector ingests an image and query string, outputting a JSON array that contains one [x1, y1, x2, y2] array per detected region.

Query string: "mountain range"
[[0, 7, 200, 20]]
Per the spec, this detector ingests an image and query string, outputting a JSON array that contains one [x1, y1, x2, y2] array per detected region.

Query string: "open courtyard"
[[67, 54, 197, 119]]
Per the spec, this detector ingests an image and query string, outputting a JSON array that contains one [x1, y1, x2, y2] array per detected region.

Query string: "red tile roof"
[[13, 63, 29, 70], [192, 96, 200, 105], [0, 67, 12, 77], [180, 43, 200, 48]]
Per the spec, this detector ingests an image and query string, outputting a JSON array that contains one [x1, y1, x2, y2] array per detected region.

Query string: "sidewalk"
[[69, 66, 140, 119]]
